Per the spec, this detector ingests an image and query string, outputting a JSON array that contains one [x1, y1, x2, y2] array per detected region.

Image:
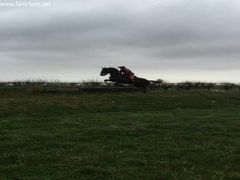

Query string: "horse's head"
[[100, 67, 109, 76]]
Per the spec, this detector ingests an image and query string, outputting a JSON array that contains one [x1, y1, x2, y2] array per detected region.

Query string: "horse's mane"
[[107, 67, 119, 71], [104, 67, 120, 73]]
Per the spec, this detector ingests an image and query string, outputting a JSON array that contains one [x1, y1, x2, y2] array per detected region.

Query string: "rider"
[[118, 66, 135, 81]]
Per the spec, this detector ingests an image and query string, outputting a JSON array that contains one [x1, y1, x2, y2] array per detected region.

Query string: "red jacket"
[[120, 68, 134, 77]]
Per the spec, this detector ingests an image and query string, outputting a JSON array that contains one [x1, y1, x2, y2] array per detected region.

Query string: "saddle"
[[125, 75, 135, 82]]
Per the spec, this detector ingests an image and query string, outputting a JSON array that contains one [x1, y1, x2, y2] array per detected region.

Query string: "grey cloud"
[[1, 0, 240, 81]]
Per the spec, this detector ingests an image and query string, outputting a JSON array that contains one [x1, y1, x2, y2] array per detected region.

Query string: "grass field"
[[0, 88, 240, 179]]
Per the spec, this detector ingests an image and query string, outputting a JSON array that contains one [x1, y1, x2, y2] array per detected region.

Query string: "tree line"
[[0, 79, 239, 91]]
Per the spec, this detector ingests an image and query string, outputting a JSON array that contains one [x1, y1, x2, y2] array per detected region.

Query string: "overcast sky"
[[1, 0, 240, 82]]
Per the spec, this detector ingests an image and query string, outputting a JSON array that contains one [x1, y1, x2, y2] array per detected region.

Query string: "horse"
[[100, 67, 151, 92]]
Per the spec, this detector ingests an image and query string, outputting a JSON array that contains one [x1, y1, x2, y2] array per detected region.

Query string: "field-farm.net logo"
[[0, 0, 51, 8]]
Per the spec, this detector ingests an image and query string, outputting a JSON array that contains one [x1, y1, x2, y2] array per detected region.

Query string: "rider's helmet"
[[118, 66, 126, 69]]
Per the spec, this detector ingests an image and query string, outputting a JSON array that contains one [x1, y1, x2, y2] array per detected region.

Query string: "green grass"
[[0, 88, 240, 179]]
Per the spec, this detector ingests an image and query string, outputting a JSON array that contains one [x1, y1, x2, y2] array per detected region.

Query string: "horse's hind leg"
[[149, 83, 156, 90]]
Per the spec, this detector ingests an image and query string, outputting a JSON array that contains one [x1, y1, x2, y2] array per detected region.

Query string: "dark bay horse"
[[100, 67, 151, 91]]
